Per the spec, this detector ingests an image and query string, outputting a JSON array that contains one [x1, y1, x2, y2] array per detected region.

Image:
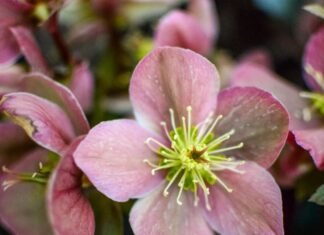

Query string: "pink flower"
[[154, 0, 218, 55], [0, 73, 95, 235], [0, 0, 69, 67], [231, 26, 324, 170], [74, 47, 289, 235]]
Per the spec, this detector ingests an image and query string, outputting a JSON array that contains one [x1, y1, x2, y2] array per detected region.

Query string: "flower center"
[[144, 106, 245, 210]]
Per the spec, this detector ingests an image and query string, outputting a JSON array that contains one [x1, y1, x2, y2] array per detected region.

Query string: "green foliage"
[[85, 188, 124, 235], [309, 185, 324, 206]]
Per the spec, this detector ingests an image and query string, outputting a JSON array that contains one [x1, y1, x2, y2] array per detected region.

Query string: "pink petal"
[[303, 25, 324, 92], [74, 119, 164, 202], [0, 28, 20, 67], [130, 47, 219, 133], [238, 48, 272, 68], [0, 0, 32, 14], [130, 185, 213, 235], [10, 26, 51, 75], [69, 61, 94, 112], [293, 127, 324, 170], [0, 149, 53, 235], [0, 0, 31, 66], [188, 0, 219, 41], [204, 161, 284, 235], [155, 11, 212, 55], [230, 63, 322, 130], [216, 87, 289, 168], [20, 73, 90, 135], [0, 66, 24, 96], [0, 122, 33, 171], [0, 92, 75, 154], [271, 134, 312, 187], [47, 138, 95, 235], [0, 122, 30, 151]]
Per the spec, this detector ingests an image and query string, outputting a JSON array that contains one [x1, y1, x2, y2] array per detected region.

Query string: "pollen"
[[144, 106, 245, 210]]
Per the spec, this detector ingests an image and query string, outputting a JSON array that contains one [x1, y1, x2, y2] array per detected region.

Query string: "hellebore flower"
[[231, 26, 324, 170], [74, 47, 289, 235], [0, 73, 98, 235], [155, 0, 218, 55], [0, 0, 69, 67]]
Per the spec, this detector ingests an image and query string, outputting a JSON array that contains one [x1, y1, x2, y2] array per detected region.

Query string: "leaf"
[[309, 185, 324, 206], [85, 188, 123, 235]]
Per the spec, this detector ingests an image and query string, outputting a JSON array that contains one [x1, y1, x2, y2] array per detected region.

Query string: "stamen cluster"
[[144, 106, 245, 210]]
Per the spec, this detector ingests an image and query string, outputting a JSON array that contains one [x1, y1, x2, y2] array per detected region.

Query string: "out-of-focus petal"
[[0, 149, 53, 235], [238, 49, 272, 68], [130, 185, 213, 235], [0, 122, 30, 151], [230, 63, 322, 130], [0, 122, 33, 169], [155, 11, 212, 55], [0, 65, 24, 97], [47, 138, 95, 235], [303, 26, 324, 92], [130, 47, 219, 133], [0, 28, 19, 67], [271, 134, 312, 187], [0, 0, 32, 14], [74, 119, 164, 202], [0, 0, 32, 66], [215, 87, 289, 168], [69, 61, 94, 112], [0, 92, 75, 154], [10, 26, 51, 75], [20, 73, 90, 134], [188, 0, 218, 41], [293, 127, 324, 170], [204, 161, 283, 235]]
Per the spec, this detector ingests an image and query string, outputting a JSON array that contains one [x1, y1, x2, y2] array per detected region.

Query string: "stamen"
[[195, 113, 214, 144], [163, 167, 183, 196], [145, 138, 173, 154], [199, 115, 223, 144], [182, 116, 188, 146], [176, 170, 188, 205], [214, 174, 233, 193], [193, 169, 211, 210], [143, 159, 159, 168], [187, 106, 192, 146], [169, 109, 185, 147], [160, 122, 173, 143], [208, 142, 244, 155], [151, 162, 178, 175], [305, 64, 324, 91], [207, 129, 235, 149], [302, 108, 312, 122], [2, 180, 19, 191]]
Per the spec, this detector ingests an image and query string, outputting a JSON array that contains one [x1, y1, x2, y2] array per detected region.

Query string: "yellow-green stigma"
[[144, 106, 245, 210]]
